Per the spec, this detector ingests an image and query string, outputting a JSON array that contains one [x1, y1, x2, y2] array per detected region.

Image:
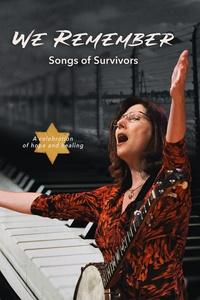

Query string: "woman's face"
[[115, 104, 152, 165]]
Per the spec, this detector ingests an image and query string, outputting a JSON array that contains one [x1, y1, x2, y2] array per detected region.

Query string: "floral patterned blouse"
[[31, 138, 191, 299]]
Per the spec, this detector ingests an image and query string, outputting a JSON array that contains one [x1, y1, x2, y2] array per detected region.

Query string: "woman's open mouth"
[[117, 133, 128, 144]]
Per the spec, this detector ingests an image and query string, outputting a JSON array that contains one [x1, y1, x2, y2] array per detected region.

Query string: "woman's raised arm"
[[0, 191, 41, 214], [166, 50, 189, 143]]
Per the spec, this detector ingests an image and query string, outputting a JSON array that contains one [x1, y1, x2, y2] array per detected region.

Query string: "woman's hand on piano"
[[0, 191, 41, 214]]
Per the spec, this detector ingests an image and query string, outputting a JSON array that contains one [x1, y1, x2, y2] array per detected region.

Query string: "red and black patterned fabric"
[[31, 138, 191, 299]]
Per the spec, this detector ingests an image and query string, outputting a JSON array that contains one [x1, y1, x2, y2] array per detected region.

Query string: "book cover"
[[0, 1, 199, 299]]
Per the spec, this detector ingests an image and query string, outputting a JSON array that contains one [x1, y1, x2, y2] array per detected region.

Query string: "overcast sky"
[[0, 0, 199, 91]]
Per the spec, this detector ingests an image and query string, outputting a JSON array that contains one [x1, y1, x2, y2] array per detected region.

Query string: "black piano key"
[[80, 222, 97, 239], [186, 237, 200, 247], [183, 257, 200, 276], [66, 219, 88, 228], [184, 246, 200, 257], [188, 223, 200, 236], [185, 276, 200, 300]]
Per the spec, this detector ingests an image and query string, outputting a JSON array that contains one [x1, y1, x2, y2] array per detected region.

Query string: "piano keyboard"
[[0, 171, 104, 300], [0, 157, 200, 300]]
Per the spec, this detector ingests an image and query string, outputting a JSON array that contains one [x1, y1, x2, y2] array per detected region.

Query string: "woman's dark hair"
[[108, 96, 168, 193]]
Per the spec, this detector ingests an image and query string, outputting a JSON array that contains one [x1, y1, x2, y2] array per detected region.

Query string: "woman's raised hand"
[[170, 50, 189, 101]]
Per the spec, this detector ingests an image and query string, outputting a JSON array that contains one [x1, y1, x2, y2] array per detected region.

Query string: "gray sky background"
[[0, 0, 199, 91]]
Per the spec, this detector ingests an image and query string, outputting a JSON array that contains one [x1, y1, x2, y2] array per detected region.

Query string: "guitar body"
[[73, 263, 121, 300]]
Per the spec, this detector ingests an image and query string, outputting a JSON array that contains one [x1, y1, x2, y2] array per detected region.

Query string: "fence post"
[[16, 86, 21, 123], [40, 75, 49, 126], [53, 72, 60, 126], [96, 64, 103, 139], [131, 48, 139, 96], [192, 23, 200, 154], [71, 67, 77, 132], [30, 80, 37, 124]]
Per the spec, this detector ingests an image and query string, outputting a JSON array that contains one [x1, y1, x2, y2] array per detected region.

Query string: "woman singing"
[[0, 50, 191, 299]]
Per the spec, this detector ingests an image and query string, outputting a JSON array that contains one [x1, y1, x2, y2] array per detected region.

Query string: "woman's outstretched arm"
[[0, 184, 111, 222], [0, 191, 41, 214], [166, 50, 189, 143]]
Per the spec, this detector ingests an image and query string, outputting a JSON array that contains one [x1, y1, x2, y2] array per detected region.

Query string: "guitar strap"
[[125, 170, 159, 224]]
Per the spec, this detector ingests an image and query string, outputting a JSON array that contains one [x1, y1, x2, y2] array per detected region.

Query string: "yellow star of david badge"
[[34, 123, 70, 164]]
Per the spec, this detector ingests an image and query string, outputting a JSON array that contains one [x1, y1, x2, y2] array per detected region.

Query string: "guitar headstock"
[[154, 168, 188, 197]]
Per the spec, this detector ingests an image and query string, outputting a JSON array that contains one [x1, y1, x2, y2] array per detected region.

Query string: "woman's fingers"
[[177, 50, 189, 68], [180, 49, 189, 60], [175, 50, 189, 82], [170, 50, 189, 98]]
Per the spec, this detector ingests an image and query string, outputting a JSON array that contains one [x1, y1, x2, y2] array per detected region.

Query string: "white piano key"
[[45, 189, 52, 195], [24, 179, 36, 192], [0, 215, 46, 222], [64, 227, 84, 235], [66, 219, 75, 226], [41, 264, 87, 277], [0, 172, 23, 191], [26, 244, 100, 259], [9, 225, 84, 237], [13, 171, 25, 185], [26, 269, 81, 300], [0, 208, 22, 216], [59, 287, 76, 300], [49, 274, 80, 289], [19, 238, 91, 251], [2, 219, 67, 229], [14, 232, 78, 243], [0, 210, 67, 225], [33, 253, 103, 268], [9, 226, 68, 236], [36, 185, 45, 193], [18, 174, 30, 189]]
